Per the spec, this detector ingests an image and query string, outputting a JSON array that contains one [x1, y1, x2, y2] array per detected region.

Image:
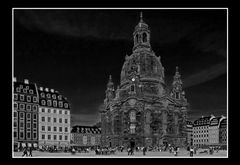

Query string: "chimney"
[[13, 77, 17, 82], [45, 88, 49, 92], [50, 89, 54, 93], [24, 79, 29, 84], [40, 87, 43, 91]]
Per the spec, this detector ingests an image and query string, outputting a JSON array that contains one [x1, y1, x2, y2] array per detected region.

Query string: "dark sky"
[[14, 9, 227, 125]]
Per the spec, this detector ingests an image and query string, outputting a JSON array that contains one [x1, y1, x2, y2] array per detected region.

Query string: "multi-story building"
[[192, 115, 227, 148], [186, 120, 193, 146], [13, 78, 39, 150], [38, 87, 71, 148], [100, 13, 189, 148], [192, 115, 215, 147], [219, 117, 227, 147], [71, 126, 101, 147]]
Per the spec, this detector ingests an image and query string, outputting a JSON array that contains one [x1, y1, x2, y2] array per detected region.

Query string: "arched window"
[[130, 85, 135, 92], [130, 110, 136, 122], [142, 32, 147, 43], [136, 34, 139, 43]]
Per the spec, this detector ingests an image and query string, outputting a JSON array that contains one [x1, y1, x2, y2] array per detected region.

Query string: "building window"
[[54, 127, 57, 132], [54, 109, 56, 113], [27, 113, 31, 119], [33, 114, 37, 120], [33, 132, 37, 139], [65, 111, 68, 115], [14, 102, 18, 109], [59, 110, 62, 114], [33, 96, 37, 102], [14, 121, 17, 127], [58, 95, 62, 100], [33, 105, 37, 111], [130, 124, 136, 134], [54, 135, 57, 140], [59, 127, 62, 132], [65, 127, 68, 132], [41, 100, 46, 105], [14, 131, 17, 138], [59, 135, 62, 140], [53, 118, 56, 123], [64, 103, 68, 109], [20, 132, 24, 139], [65, 119, 68, 124], [59, 101, 63, 107], [20, 112, 24, 119], [53, 101, 57, 107], [65, 136, 68, 141], [20, 95, 24, 101], [130, 111, 136, 122], [14, 111, 17, 118], [27, 132, 31, 138], [42, 126, 45, 131], [48, 126, 51, 132], [130, 85, 135, 92], [41, 93, 45, 98], [33, 123, 36, 128], [29, 90, 33, 94], [48, 109, 51, 113], [47, 94, 51, 98], [48, 135, 51, 140], [42, 116, 45, 122], [48, 117, 51, 122], [26, 105, 31, 111], [59, 118, 62, 123], [20, 122, 24, 128], [14, 94, 18, 100], [27, 96, 31, 102], [47, 100, 52, 106], [20, 104, 25, 110], [23, 89, 27, 93], [52, 94, 56, 99], [16, 87, 20, 92]]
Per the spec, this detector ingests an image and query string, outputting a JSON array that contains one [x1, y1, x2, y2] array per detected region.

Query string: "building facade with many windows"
[[13, 78, 39, 150], [192, 115, 227, 147], [38, 87, 71, 148], [71, 126, 101, 147]]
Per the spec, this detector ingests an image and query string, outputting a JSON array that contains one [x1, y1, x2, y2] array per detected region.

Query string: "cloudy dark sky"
[[13, 9, 227, 125]]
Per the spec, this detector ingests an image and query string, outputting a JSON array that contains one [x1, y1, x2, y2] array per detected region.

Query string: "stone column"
[[162, 109, 168, 136]]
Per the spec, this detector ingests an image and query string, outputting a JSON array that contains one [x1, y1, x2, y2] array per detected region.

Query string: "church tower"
[[171, 66, 187, 101], [133, 12, 151, 52], [105, 75, 115, 102]]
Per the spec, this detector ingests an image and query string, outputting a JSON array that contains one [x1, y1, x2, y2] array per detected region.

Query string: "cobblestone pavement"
[[13, 150, 227, 158]]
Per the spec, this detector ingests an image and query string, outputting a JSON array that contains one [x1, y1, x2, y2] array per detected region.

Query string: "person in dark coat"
[[28, 147, 33, 157], [22, 147, 28, 157], [143, 146, 147, 156]]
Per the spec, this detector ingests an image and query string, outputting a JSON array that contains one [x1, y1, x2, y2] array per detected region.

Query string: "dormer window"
[[29, 90, 33, 94], [52, 94, 56, 99], [64, 103, 68, 109], [41, 93, 45, 98], [16, 87, 20, 92], [47, 94, 51, 98]]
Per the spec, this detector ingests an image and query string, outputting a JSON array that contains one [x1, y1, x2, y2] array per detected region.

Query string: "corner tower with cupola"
[[100, 12, 189, 148]]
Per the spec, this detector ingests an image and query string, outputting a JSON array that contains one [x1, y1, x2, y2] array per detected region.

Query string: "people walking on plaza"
[[143, 146, 147, 156], [190, 147, 194, 157], [28, 147, 33, 157], [22, 147, 28, 157]]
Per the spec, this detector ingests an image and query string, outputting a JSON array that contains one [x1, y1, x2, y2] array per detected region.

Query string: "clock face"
[[129, 99, 136, 106]]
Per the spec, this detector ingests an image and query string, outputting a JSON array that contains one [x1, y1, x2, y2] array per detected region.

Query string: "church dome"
[[120, 13, 165, 87]]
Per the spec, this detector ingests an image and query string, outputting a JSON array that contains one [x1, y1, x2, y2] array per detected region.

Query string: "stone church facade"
[[100, 13, 189, 148]]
